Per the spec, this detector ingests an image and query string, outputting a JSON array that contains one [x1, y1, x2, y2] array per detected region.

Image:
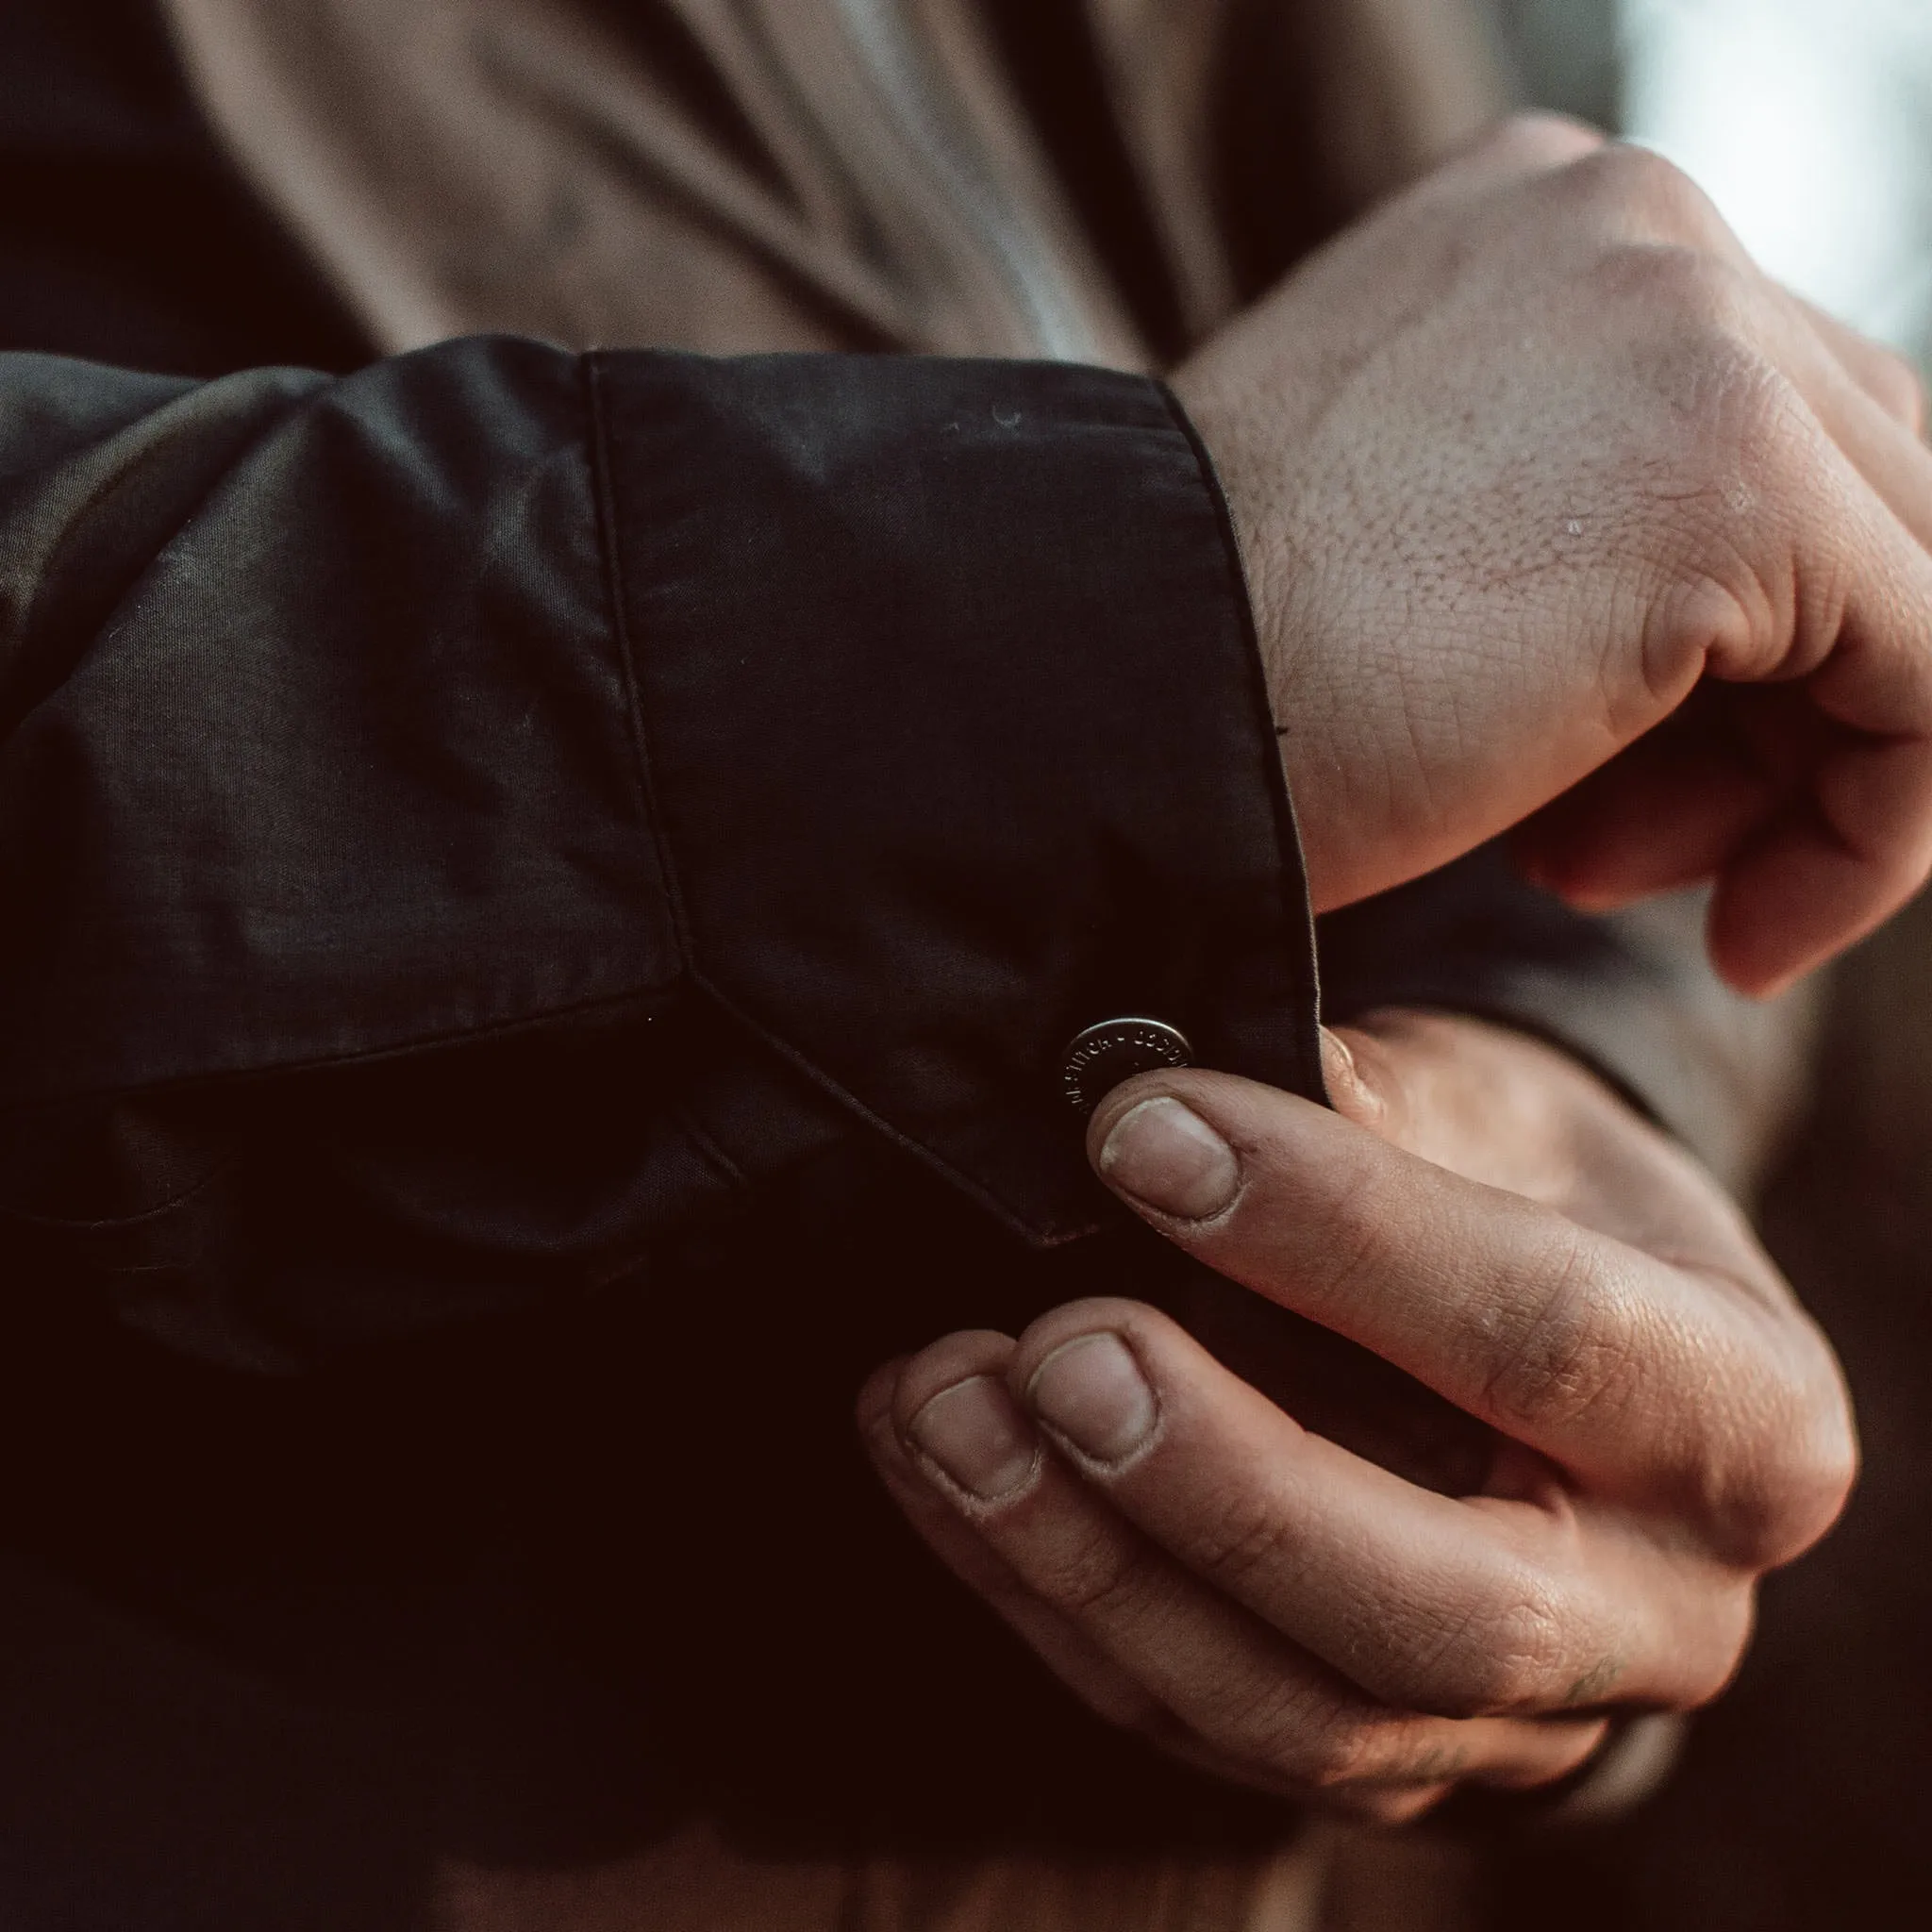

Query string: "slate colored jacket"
[[0, 0, 1810, 1866]]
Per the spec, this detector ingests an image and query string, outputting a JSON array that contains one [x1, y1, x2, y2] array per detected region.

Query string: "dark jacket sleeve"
[[0, 339, 1322, 1364]]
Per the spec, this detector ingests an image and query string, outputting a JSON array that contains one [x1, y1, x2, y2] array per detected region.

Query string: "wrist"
[[1165, 362, 1340, 907]]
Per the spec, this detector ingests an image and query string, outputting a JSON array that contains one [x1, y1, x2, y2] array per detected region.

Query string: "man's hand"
[[857, 1012, 1855, 1822], [1173, 113, 1932, 994]]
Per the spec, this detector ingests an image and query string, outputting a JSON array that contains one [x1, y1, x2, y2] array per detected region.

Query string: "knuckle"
[[1611, 1287, 1857, 1574], [1293, 1152, 1412, 1315], [1478, 108, 1605, 173], [1767, 1410, 1857, 1555], [1705, 1361, 1858, 1571], [1792, 1394, 1861, 1538], [1294, 1713, 1468, 1803], [1566, 142, 1724, 240], [1629, 1572, 1755, 1713], [1675, 1584, 1757, 1707], [1712, 359, 1812, 485], [1590, 242, 1752, 354], [1026, 1519, 1155, 1624], [1208, 1671, 1395, 1792], [1479, 1230, 1642, 1438], [1290, 1711, 1389, 1792], [1584, 249, 1804, 471], [1427, 1586, 1575, 1717], [1195, 1658, 1338, 1773], [1186, 1476, 1300, 1595]]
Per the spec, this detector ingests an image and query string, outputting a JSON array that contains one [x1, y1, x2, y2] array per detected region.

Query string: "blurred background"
[[1460, 4, 1932, 1926], [1496, 0, 1932, 373]]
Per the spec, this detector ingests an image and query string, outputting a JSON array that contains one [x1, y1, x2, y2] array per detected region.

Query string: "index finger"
[[1086, 1068, 1845, 1562]]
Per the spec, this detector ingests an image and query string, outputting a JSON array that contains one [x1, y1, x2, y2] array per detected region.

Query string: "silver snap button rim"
[[1060, 1018, 1193, 1114]]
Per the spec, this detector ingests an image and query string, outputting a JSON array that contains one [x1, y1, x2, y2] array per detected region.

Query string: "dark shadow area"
[[0, 1557, 432, 1931]]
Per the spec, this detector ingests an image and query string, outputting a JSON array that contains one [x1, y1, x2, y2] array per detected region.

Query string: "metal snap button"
[[1061, 1018, 1192, 1114]]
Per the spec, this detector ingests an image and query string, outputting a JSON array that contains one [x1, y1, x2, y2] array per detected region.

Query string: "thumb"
[[1074, 1065, 1638, 1474]]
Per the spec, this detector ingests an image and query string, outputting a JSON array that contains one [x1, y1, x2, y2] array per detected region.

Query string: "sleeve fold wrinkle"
[[0, 340, 1322, 1361]]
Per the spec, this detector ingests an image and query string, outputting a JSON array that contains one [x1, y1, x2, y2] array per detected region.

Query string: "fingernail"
[[1027, 1333, 1158, 1463], [1097, 1097, 1238, 1219], [906, 1376, 1038, 1501], [1319, 1025, 1357, 1089], [1318, 1025, 1382, 1125]]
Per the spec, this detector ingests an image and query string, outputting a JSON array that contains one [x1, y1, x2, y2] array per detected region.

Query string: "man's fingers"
[[1513, 732, 1772, 913], [1512, 683, 1822, 919], [998, 1298, 1749, 1715], [1528, 654, 1932, 995], [1650, 298, 1932, 991], [877, 1339, 1610, 1794], [1521, 278, 1932, 990], [1532, 271, 1932, 990], [1764, 289, 1932, 558], [856, 1345, 1168, 1734], [1792, 293, 1927, 437], [866, 1374, 1551, 1823], [1712, 459, 1932, 993], [1706, 728, 1932, 995], [1084, 1070, 1849, 1562], [1085, 1069, 1689, 1481]]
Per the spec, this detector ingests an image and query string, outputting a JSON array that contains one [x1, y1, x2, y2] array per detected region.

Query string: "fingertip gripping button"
[[1061, 1018, 1192, 1115]]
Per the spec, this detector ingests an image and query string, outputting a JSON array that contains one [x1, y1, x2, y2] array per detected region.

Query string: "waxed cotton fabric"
[[0, 337, 1316, 1328]]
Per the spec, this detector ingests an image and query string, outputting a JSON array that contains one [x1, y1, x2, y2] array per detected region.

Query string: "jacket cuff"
[[591, 351, 1322, 1243]]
